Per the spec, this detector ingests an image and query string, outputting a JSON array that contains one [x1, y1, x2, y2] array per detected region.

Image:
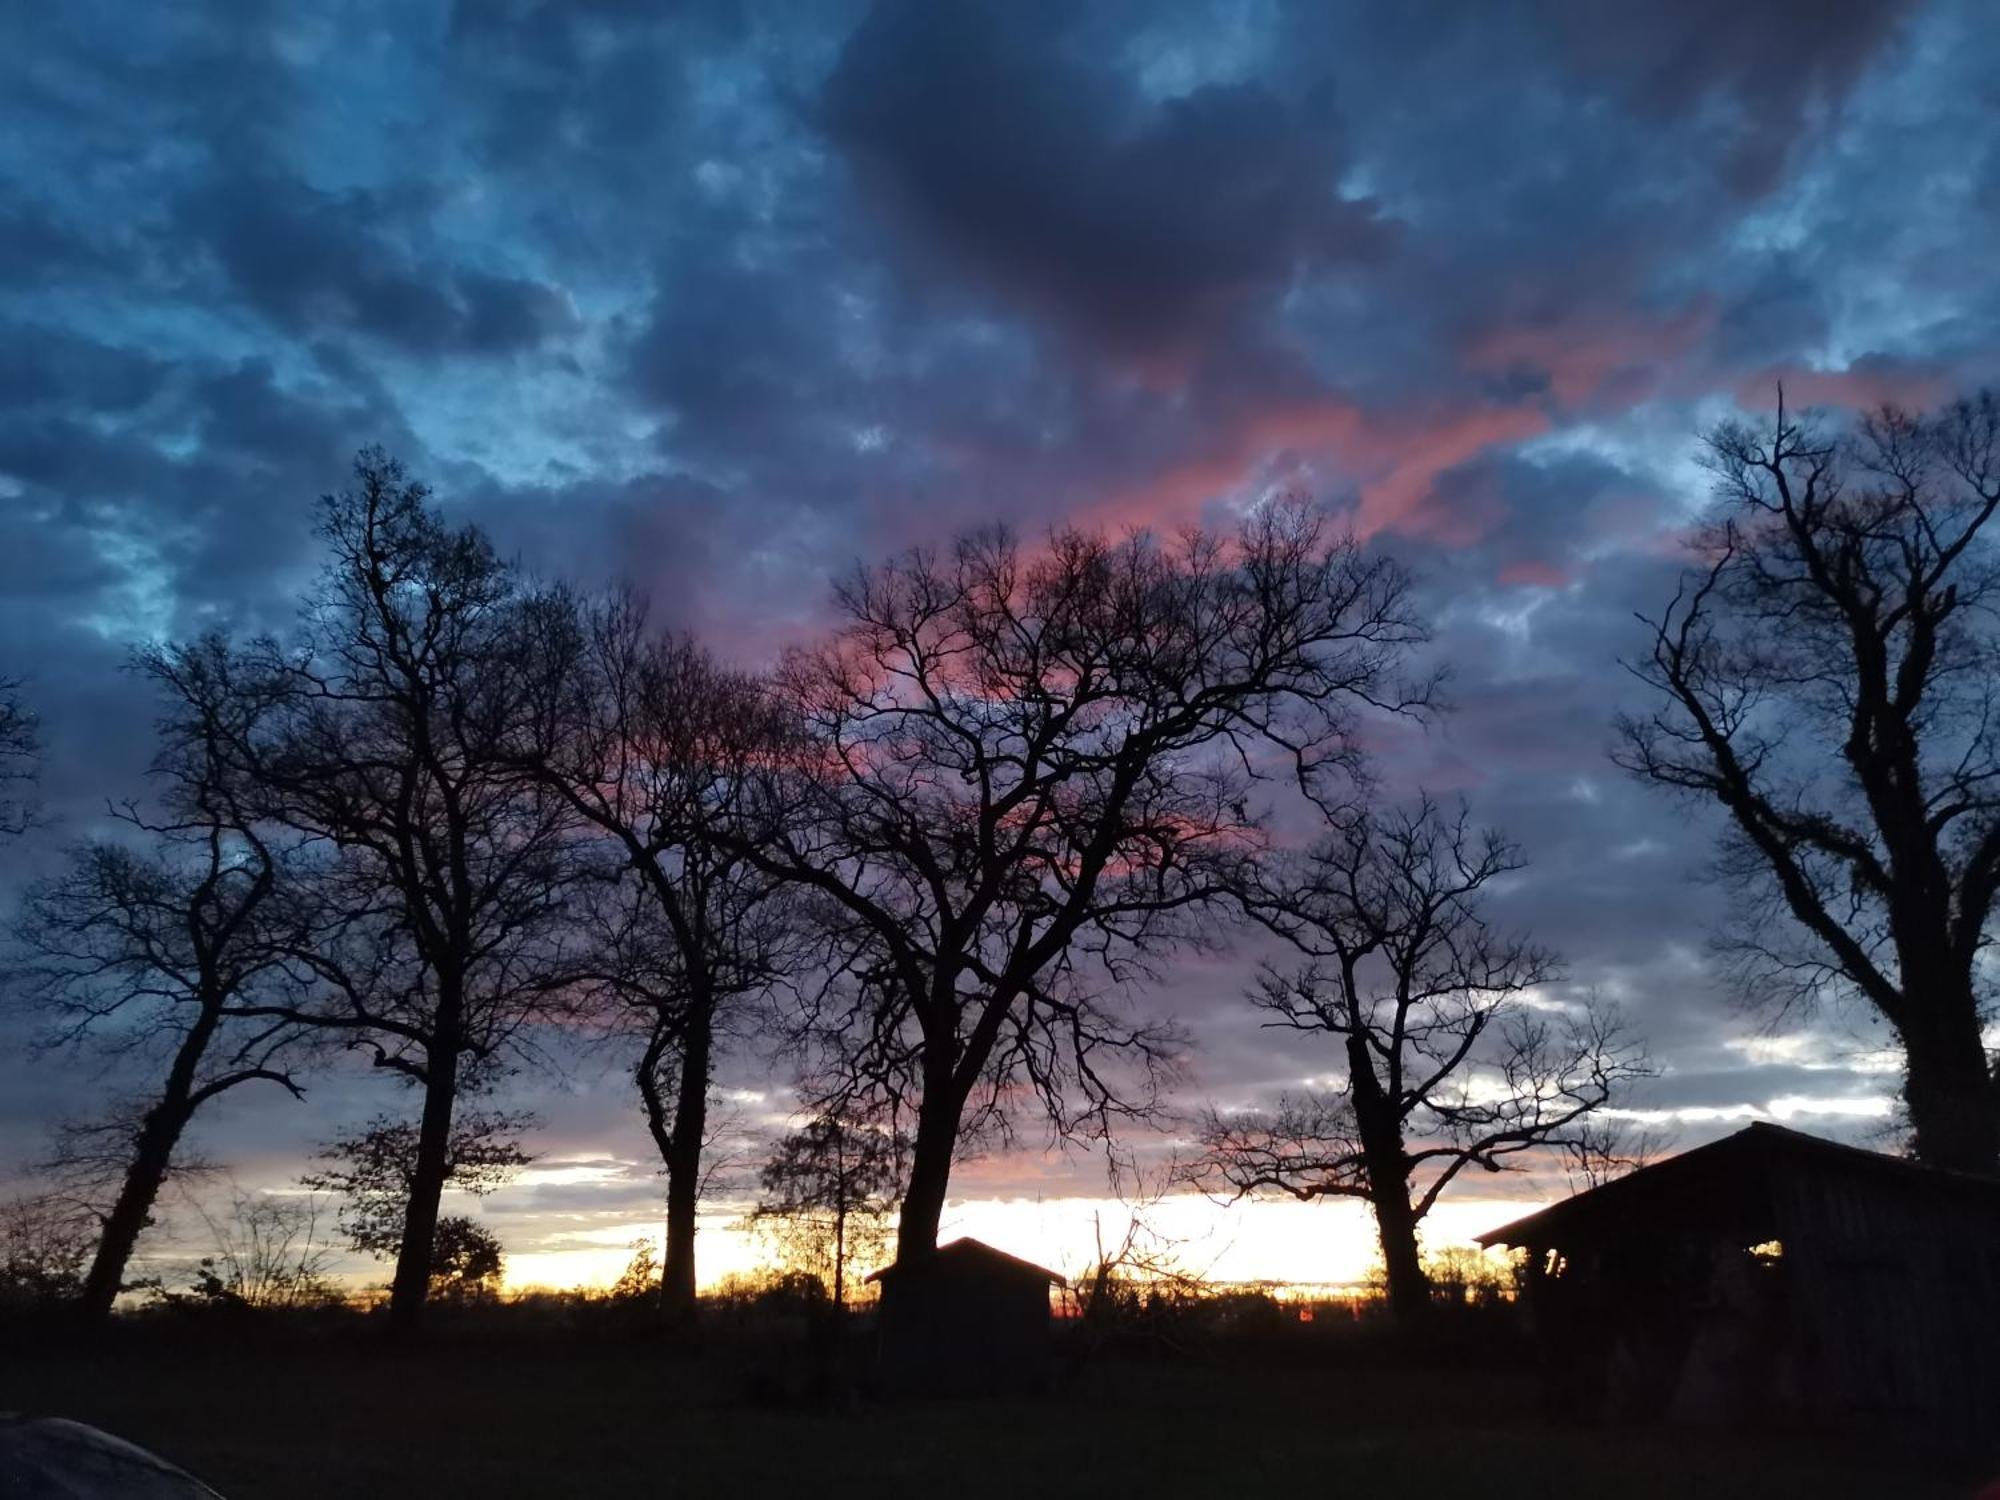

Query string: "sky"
[[3, 0, 1998, 1293]]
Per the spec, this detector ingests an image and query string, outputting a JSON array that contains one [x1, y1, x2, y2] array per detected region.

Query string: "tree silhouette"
[[1194, 797, 1643, 1323], [183, 451, 588, 1331], [300, 1111, 526, 1302], [1618, 393, 2000, 1172], [731, 505, 1430, 1264], [749, 1114, 903, 1308], [512, 592, 800, 1321], [12, 643, 317, 1321], [426, 1217, 506, 1304]]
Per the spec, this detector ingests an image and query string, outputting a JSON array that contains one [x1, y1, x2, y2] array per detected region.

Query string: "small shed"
[[867, 1237, 1064, 1396], [1478, 1122, 2000, 1452]]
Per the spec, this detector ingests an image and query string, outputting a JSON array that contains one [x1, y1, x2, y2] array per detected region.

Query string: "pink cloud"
[[1733, 356, 1951, 413], [1498, 559, 1570, 589], [1084, 398, 1549, 546], [1462, 296, 1718, 411]]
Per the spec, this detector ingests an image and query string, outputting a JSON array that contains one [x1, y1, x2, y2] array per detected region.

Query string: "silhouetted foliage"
[[140, 1188, 342, 1314], [748, 1113, 904, 1307], [427, 1216, 505, 1304], [193, 1190, 342, 1311], [1407, 1246, 1511, 1310], [607, 1238, 661, 1303], [1618, 392, 2000, 1172], [0, 1194, 92, 1313], [1195, 796, 1644, 1322], [1064, 1154, 1214, 1360], [300, 1111, 527, 1301]]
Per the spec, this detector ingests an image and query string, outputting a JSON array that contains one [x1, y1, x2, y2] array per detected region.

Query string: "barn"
[[867, 1237, 1064, 1397], [1477, 1122, 2000, 1452]]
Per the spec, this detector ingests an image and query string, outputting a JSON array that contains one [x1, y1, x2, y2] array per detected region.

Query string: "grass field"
[[0, 1329, 1979, 1498]]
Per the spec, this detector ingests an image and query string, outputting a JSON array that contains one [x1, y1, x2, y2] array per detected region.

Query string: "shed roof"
[[865, 1236, 1066, 1286], [1476, 1121, 2000, 1250]]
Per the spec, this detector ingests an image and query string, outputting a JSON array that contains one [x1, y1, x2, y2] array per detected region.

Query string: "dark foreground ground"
[[0, 1329, 1980, 1498]]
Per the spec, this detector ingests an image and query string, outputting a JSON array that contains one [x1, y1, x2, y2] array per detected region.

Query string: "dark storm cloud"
[[1541, 0, 1919, 195], [4, 0, 1994, 1214], [822, 0, 1385, 359], [0, 199, 120, 285], [179, 174, 576, 357], [1407, 448, 1668, 589], [0, 324, 167, 415]]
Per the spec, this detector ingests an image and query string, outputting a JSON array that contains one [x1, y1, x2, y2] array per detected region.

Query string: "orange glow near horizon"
[[496, 1191, 1534, 1296]]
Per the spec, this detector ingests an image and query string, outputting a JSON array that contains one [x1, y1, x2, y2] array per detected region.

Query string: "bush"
[[0, 1194, 92, 1313]]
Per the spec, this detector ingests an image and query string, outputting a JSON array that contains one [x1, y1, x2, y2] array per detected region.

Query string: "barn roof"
[[865, 1236, 1065, 1286], [1476, 1121, 2000, 1250]]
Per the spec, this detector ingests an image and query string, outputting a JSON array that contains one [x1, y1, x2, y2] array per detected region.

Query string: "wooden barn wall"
[[1775, 1165, 2000, 1446]]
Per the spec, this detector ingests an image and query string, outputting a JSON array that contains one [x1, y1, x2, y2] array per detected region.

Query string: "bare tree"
[[0, 675, 37, 842], [747, 1113, 904, 1309], [179, 450, 588, 1332], [165, 1187, 342, 1311], [10, 644, 316, 1322], [511, 593, 799, 1321], [1067, 1153, 1213, 1352], [1617, 393, 2000, 1172], [732, 504, 1429, 1265], [1194, 797, 1643, 1323], [1559, 1112, 1677, 1193]]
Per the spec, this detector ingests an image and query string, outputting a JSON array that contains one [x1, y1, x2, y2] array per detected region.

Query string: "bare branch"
[[1615, 390, 2000, 1171]]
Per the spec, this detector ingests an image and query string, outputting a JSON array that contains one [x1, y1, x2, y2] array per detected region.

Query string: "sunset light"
[[4, 1, 1997, 1495]]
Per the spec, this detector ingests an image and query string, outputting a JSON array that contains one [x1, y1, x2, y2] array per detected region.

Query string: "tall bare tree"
[[1194, 797, 1641, 1323], [11, 643, 316, 1321], [512, 593, 800, 1321], [1617, 393, 2000, 1172], [178, 451, 587, 1331], [0, 675, 40, 842], [734, 505, 1429, 1264]]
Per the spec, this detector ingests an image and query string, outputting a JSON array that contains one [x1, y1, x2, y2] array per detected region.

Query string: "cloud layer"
[[4, 0, 1995, 1274]]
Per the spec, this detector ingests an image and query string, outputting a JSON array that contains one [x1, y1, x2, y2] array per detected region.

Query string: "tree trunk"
[[660, 1014, 711, 1324], [387, 1038, 459, 1334], [1349, 1034, 1429, 1324], [894, 1082, 962, 1263], [833, 1198, 847, 1311], [1899, 999, 2000, 1174], [1368, 1176, 1430, 1325], [77, 1004, 221, 1323], [76, 1101, 187, 1321], [831, 1117, 848, 1311]]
